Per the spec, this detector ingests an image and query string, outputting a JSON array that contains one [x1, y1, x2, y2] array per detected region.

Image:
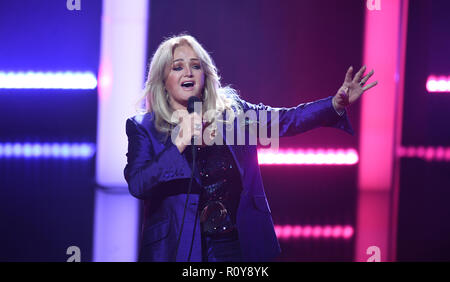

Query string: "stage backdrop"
[[397, 0, 450, 261], [0, 0, 101, 261], [146, 0, 364, 261], [0, 0, 366, 261]]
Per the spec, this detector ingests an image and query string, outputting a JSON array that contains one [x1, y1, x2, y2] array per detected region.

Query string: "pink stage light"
[[426, 75, 450, 93], [257, 148, 359, 165], [275, 224, 354, 240], [342, 226, 354, 239], [282, 225, 293, 238], [397, 146, 450, 162], [332, 226, 343, 238], [98, 59, 112, 101], [322, 225, 333, 238], [356, 0, 409, 263], [302, 225, 312, 238], [312, 226, 322, 238], [292, 225, 302, 238]]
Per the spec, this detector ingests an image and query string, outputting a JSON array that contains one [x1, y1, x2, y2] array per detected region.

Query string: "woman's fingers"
[[353, 65, 367, 83], [345, 66, 353, 83], [179, 112, 202, 142], [336, 65, 378, 109], [363, 80, 378, 91], [360, 69, 374, 86], [191, 113, 203, 144]]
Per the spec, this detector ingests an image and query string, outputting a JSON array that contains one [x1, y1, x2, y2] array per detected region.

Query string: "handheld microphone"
[[174, 95, 202, 261], [187, 95, 202, 149], [187, 95, 201, 113]]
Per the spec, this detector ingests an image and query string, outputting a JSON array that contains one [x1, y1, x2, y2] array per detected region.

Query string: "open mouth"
[[181, 81, 195, 90]]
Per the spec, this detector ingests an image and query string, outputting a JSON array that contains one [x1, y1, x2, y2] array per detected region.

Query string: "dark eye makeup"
[[172, 63, 201, 71]]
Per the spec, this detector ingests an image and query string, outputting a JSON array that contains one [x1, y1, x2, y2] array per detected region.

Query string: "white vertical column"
[[93, 0, 149, 262]]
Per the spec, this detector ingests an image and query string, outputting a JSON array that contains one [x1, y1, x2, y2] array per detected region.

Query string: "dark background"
[[397, 0, 450, 261], [0, 0, 101, 261]]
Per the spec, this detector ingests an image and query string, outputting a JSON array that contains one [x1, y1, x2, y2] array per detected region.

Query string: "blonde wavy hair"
[[135, 34, 242, 140]]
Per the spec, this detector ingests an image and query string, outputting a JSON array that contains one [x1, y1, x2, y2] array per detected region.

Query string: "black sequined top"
[[185, 143, 243, 238]]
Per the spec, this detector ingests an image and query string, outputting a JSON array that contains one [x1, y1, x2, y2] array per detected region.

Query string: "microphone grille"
[[187, 96, 202, 114]]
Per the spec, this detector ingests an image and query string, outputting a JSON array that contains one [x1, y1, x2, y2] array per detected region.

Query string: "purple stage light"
[[0, 142, 95, 158]]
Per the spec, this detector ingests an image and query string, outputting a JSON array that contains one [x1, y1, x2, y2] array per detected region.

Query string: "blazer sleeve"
[[123, 118, 192, 200], [236, 95, 355, 137]]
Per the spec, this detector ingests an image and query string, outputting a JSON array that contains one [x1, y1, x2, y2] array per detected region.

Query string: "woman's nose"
[[184, 67, 193, 77]]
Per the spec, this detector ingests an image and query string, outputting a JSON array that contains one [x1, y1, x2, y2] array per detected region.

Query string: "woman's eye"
[[193, 65, 201, 69], [173, 66, 182, 71]]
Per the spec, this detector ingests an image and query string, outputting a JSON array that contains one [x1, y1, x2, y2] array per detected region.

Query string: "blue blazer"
[[124, 95, 354, 262]]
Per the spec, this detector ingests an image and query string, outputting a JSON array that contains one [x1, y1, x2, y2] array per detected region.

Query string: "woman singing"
[[124, 34, 377, 262]]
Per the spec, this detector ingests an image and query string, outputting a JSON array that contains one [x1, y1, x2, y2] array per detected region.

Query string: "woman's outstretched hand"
[[332, 65, 378, 112]]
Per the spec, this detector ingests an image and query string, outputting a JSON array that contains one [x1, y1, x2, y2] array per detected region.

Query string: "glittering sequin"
[[186, 144, 242, 237]]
